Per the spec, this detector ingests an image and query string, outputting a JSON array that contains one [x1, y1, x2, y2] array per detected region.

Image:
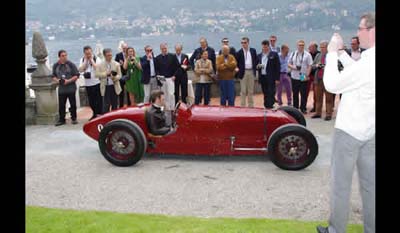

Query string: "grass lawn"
[[26, 206, 362, 233]]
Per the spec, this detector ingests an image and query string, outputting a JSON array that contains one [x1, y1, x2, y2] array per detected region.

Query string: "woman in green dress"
[[123, 47, 144, 105]]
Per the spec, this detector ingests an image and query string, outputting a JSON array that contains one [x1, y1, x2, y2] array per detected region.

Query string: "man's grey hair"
[[361, 12, 375, 28], [199, 37, 208, 44], [144, 45, 151, 51], [175, 43, 183, 49], [320, 40, 329, 47], [160, 43, 168, 48], [103, 48, 112, 56]]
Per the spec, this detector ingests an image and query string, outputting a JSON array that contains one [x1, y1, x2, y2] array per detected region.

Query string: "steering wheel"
[[174, 101, 181, 112], [171, 101, 181, 128]]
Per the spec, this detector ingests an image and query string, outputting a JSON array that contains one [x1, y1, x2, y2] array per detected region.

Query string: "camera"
[[296, 65, 302, 71], [256, 64, 264, 69], [111, 71, 118, 76], [83, 72, 91, 79]]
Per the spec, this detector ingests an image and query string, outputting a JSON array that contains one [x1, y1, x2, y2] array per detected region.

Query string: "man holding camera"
[[79, 45, 102, 120], [316, 12, 375, 233], [311, 41, 334, 121], [288, 40, 313, 114], [256, 40, 281, 109], [52, 50, 80, 126], [96, 48, 122, 113]]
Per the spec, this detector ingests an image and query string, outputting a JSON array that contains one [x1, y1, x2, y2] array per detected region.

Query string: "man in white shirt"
[[78, 46, 102, 120], [345, 36, 365, 61], [236, 37, 258, 107], [316, 12, 375, 233], [288, 40, 313, 113]]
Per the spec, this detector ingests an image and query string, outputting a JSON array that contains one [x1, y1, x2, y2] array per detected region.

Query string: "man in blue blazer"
[[189, 37, 216, 73], [256, 40, 281, 109], [140, 45, 159, 103], [235, 37, 258, 107]]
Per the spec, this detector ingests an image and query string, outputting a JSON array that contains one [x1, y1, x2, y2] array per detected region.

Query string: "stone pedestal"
[[29, 83, 59, 124], [29, 32, 59, 125]]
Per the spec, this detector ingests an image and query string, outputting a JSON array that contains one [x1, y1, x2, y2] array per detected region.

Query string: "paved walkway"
[[26, 92, 363, 223]]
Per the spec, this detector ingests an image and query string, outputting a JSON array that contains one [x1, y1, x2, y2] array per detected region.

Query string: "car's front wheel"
[[267, 124, 318, 170], [98, 119, 147, 167]]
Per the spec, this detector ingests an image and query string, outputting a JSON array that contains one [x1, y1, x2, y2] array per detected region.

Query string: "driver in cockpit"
[[146, 90, 175, 135]]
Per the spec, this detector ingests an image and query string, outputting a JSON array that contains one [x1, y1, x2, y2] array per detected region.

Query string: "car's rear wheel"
[[98, 119, 147, 167], [268, 124, 318, 170], [278, 106, 306, 126]]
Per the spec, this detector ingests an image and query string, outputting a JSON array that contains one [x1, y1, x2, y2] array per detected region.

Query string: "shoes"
[[311, 114, 321, 119], [310, 108, 316, 113], [55, 120, 65, 126], [325, 116, 332, 121], [72, 119, 78, 124], [316, 225, 329, 233]]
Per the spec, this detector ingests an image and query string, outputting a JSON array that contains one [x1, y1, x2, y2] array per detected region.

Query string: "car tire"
[[267, 123, 318, 170], [278, 106, 306, 127], [98, 119, 147, 167]]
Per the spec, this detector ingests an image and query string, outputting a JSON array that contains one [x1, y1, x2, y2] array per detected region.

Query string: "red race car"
[[83, 103, 318, 170]]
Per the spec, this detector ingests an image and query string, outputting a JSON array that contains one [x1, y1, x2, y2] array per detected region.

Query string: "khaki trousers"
[[315, 80, 334, 117], [240, 70, 255, 107]]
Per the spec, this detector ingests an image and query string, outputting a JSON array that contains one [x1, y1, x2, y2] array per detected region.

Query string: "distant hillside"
[[27, 0, 375, 26]]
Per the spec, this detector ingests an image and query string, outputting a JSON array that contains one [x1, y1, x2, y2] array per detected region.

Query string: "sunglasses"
[[146, 49, 153, 52], [241, 41, 248, 44]]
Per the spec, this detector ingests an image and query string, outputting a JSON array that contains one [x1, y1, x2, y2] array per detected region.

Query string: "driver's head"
[[150, 90, 165, 106]]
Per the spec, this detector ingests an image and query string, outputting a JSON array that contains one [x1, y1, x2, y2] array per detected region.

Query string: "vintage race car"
[[83, 103, 318, 170]]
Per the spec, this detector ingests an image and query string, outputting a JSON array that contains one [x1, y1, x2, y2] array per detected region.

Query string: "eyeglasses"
[[146, 49, 153, 52], [241, 41, 248, 44], [270, 40, 276, 42], [358, 26, 371, 31]]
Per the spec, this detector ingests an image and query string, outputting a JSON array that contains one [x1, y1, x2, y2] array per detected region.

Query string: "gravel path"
[[26, 117, 363, 223]]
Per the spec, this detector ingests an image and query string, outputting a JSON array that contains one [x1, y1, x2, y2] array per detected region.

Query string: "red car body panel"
[[83, 103, 298, 156]]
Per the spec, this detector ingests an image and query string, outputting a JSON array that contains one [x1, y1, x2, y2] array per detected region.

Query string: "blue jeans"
[[219, 79, 235, 106], [195, 83, 210, 105]]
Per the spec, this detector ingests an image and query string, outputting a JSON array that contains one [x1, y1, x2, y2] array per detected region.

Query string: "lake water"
[[26, 30, 356, 65]]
